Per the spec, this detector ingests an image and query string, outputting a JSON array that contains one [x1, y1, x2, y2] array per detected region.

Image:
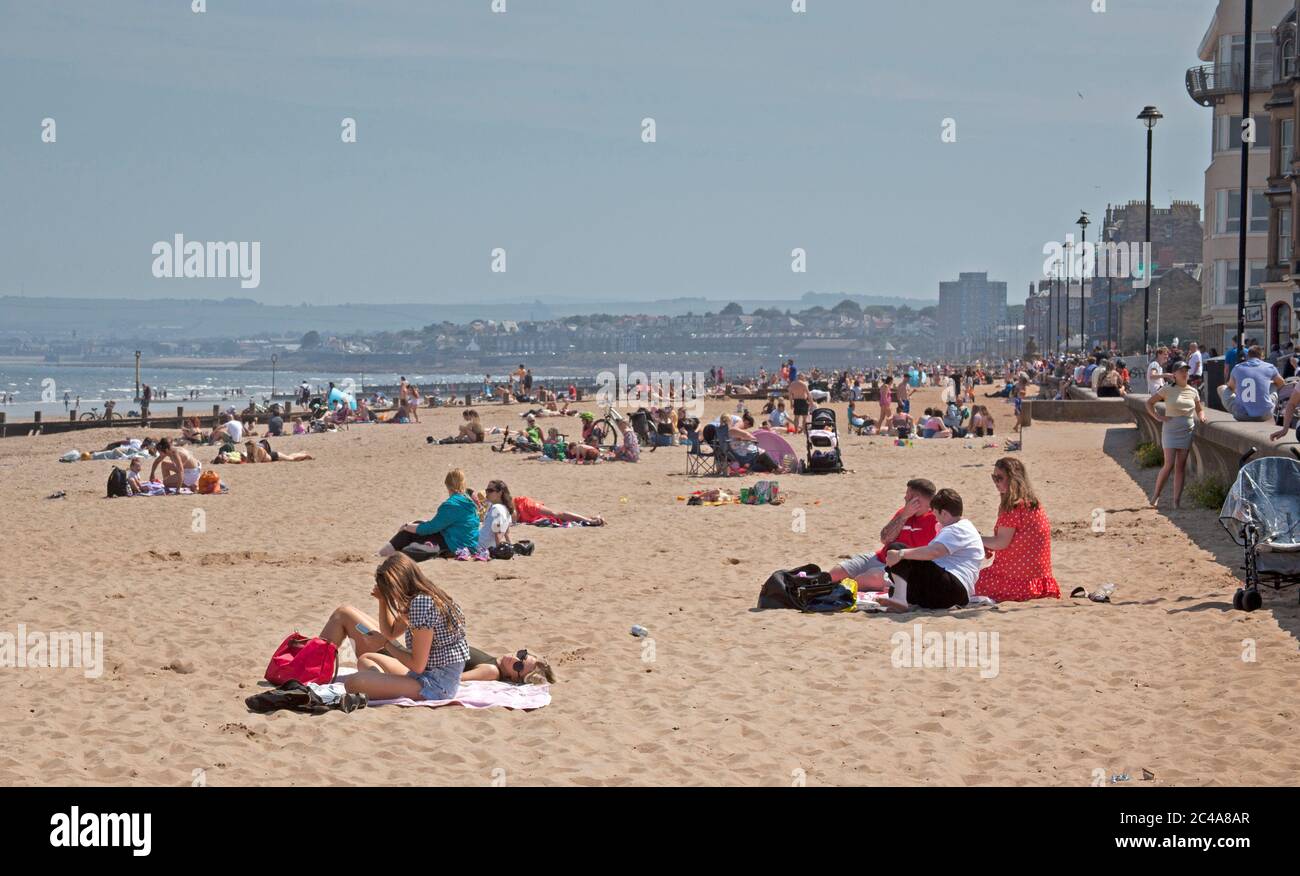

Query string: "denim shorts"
[[407, 661, 465, 701]]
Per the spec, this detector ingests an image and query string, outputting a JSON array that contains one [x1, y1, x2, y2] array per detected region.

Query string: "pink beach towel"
[[372, 680, 551, 710]]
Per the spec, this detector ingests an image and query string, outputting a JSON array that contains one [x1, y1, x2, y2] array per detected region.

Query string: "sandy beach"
[[2, 387, 1299, 787]]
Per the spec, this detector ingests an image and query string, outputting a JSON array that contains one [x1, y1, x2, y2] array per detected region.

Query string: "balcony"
[[1186, 63, 1276, 107]]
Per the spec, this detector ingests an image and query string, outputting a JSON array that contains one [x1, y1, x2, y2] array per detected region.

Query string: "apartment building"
[[1186, 0, 1291, 350], [1263, 4, 1300, 351]]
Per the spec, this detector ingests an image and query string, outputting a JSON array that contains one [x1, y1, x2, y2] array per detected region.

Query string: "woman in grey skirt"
[[1145, 360, 1206, 509]]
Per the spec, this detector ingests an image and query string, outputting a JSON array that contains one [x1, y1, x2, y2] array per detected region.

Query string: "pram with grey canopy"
[[1219, 453, 1300, 611]]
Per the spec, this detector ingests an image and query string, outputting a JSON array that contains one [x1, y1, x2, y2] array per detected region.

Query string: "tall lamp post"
[[1059, 239, 1069, 356], [1137, 105, 1163, 356], [1104, 221, 1118, 353], [1235, 0, 1255, 362], [271, 353, 278, 401], [1077, 211, 1090, 354]]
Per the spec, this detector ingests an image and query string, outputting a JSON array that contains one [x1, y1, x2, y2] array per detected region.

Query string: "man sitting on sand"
[[149, 438, 203, 492], [878, 488, 983, 612], [830, 479, 937, 591], [212, 413, 244, 446]]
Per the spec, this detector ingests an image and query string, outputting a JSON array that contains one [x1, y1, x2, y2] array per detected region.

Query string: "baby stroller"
[[1219, 452, 1300, 611], [805, 407, 843, 474]]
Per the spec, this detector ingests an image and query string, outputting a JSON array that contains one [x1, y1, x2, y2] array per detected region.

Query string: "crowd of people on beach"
[[62, 345, 1300, 708]]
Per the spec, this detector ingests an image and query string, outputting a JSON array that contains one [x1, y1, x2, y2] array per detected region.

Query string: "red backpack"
[[265, 633, 338, 686]]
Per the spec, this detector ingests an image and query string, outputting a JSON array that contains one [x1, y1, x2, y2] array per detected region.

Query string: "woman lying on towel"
[[318, 554, 468, 701], [379, 468, 480, 558], [243, 440, 314, 463], [513, 495, 605, 526], [462, 646, 556, 685]]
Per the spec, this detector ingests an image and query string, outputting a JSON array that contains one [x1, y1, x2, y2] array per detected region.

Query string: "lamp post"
[[1059, 240, 1069, 355], [1105, 221, 1118, 354], [134, 350, 141, 402], [1077, 211, 1090, 354], [271, 353, 278, 401], [1235, 0, 1255, 364], [1137, 105, 1163, 356]]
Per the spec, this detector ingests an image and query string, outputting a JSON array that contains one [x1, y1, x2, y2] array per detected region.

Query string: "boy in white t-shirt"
[[879, 488, 983, 611]]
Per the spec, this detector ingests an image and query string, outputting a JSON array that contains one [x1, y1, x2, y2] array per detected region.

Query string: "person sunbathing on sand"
[[318, 554, 468, 702], [512, 494, 604, 526], [462, 646, 556, 684], [243, 439, 314, 463], [149, 438, 203, 491]]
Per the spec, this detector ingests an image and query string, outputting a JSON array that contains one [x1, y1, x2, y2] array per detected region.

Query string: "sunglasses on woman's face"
[[991, 472, 1007, 483], [512, 648, 529, 675]]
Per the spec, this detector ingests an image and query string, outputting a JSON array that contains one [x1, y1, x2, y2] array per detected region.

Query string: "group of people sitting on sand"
[[825, 458, 1059, 611], [318, 552, 556, 703], [844, 398, 1001, 440], [377, 468, 605, 562]]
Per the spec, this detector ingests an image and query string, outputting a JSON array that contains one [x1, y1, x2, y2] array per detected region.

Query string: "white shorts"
[[182, 464, 202, 488]]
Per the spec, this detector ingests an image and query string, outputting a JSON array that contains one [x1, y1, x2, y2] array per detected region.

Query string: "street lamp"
[[1104, 221, 1118, 353], [1077, 211, 1090, 354], [1234, 0, 1255, 364], [1059, 239, 1069, 356], [1137, 104, 1163, 356], [271, 353, 278, 401]]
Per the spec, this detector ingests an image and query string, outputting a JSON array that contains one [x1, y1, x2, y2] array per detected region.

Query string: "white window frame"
[[1215, 258, 1269, 306], [1215, 189, 1270, 235]]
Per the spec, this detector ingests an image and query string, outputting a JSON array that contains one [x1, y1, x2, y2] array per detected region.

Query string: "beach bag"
[[196, 470, 221, 494], [758, 564, 838, 610], [106, 466, 130, 498], [264, 633, 338, 686]]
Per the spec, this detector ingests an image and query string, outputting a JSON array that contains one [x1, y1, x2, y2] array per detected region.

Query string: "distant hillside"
[[1, 293, 940, 340]]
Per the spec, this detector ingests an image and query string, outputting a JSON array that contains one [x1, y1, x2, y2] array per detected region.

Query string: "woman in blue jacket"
[[379, 468, 480, 557]]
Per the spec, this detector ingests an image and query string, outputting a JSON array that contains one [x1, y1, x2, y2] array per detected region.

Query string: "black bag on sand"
[[245, 679, 367, 715], [106, 467, 129, 498], [759, 564, 841, 610]]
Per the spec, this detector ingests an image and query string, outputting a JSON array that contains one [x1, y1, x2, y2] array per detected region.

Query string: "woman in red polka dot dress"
[[974, 457, 1061, 602]]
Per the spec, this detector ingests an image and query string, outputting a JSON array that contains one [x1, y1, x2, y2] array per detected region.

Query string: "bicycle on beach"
[[78, 401, 123, 423]]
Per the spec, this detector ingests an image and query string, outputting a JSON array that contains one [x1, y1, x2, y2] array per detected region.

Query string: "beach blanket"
[[332, 670, 550, 710], [130, 480, 228, 497], [61, 448, 154, 462], [855, 592, 997, 613]]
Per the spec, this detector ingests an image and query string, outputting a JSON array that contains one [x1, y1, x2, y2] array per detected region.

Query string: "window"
[[1215, 189, 1270, 234], [1282, 119, 1295, 174], [1221, 32, 1275, 68], [1283, 34, 1297, 79], [1281, 208, 1293, 264], [1215, 259, 1268, 306], [1215, 115, 1272, 152]]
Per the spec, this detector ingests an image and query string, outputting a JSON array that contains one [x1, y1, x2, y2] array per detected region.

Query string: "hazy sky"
[[0, 0, 1219, 306]]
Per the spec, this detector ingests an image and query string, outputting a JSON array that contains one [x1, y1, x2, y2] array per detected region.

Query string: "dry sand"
[[2, 388, 1299, 786]]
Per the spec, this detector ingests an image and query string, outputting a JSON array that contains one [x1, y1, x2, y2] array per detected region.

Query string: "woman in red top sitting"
[[975, 457, 1061, 602]]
